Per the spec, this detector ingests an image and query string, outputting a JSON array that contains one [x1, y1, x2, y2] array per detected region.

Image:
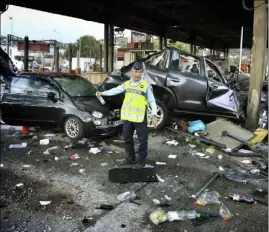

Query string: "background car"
[[0, 72, 122, 140]]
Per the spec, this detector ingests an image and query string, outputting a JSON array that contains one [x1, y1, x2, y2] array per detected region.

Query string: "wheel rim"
[[147, 104, 164, 128], [65, 119, 80, 138], [258, 109, 268, 129]]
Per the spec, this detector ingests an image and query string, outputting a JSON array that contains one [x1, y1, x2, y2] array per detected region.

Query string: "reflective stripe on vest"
[[121, 80, 148, 123]]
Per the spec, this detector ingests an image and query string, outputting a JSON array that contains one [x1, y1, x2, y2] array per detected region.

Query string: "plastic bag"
[[149, 208, 168, 225], [222, 167, 251, 183], [188, 120, 206, 134], [219, 203, 233, 221], [195, 191, 221, 206]]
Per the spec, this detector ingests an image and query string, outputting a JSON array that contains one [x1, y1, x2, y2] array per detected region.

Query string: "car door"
[[165, 50, 208, 110], [0, 75, 34, 125], [26, 76, 62, 126], [204, 59, 240, 118]]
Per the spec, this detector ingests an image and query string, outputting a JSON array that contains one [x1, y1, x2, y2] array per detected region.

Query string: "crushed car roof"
[[20, 72, 81, 78]]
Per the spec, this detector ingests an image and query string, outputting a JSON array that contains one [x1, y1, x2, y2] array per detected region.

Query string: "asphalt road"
[[0, 126, 268, 232]]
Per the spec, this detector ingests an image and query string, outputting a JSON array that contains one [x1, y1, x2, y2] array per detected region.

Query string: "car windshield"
[[54, 75, 96, 97]]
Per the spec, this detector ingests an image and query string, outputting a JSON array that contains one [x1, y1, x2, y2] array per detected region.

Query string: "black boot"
[[134, 157, 146, 169], [119, 155, 136, 165]]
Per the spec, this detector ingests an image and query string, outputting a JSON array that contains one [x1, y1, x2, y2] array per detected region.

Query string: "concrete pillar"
[[23, 36, 29, 72], [99, 44, 103, 72], [245, 0, 267, 130], [104, 23, 109, 72], [108, 24, 114, 73], [68, 44, 72, 73], [159, 36, 163, 50], [164, 35, 167, 48], [54, 47, 59, 72]]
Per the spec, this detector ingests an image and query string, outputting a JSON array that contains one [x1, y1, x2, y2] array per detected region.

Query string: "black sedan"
[[0, 72, 122, 140]]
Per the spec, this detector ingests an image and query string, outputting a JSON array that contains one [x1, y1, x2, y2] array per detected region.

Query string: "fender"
[[151, 85, 177, 108]]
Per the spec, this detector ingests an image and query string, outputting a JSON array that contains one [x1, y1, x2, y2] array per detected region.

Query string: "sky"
[[1, 5, 131, 43]]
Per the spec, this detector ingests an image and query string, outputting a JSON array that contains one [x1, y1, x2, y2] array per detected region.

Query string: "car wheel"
[[64, 116, 84, 140], [147, 99, 168, 129], [258, 103, 268, 129]]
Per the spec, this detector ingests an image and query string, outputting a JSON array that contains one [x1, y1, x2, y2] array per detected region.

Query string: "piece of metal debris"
[[43, 146, 59, 155], [156, 174, 164, 182]]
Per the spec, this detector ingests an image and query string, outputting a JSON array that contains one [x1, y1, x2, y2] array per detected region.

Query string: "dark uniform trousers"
[[122, 114, 148, 159]]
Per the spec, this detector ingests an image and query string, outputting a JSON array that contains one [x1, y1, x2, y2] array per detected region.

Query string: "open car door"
[[204, 59, 242, 119]]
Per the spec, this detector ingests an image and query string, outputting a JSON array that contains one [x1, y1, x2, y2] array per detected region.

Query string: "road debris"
[[195, 191, 221, 206], [166, 140, 179, 146], [69, 154, 80, 160], [22, 164, 31, 168], [79, 169, 86, 174], [156, 162, 166, 165], [167, 210, 200, 221], [89, 147, 102, 154], [188, 120, 206, 133], [218, 154, 223, 160], [168, 154, 177, 159], [165, 195, 172, 201], [152, 199, 161, 205], [40, 139, 50, 145], [16, 183, 24, 187], [0, 164, 3, 168], [117, 191, 136, 202], [9, 143, 27, 149], [228, 193, 256, 205], [43, 146, 59, 155], [149, 208, 168, 225], [64, 144, 72, 149], [101, 162, 108, 166], [27, 150, 32, 155], [144, 164, 154, 169], [39, 201, 52, 206], [54, 157, 59, 161], [44, 134, 56, 137], [219, 203, 233, 221], [70, 162, 79, 167], [156, 174, 164, 182], [95, 204, 114, 210]]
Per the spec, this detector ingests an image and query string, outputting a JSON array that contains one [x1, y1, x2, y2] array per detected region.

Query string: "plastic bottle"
[[228, 193, 256, 205], [96, 95, 106, 105], [167, 210, 200, 221], [117, 191, 136, 202]]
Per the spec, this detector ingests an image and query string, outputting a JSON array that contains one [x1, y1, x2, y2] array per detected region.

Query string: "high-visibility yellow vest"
[[121, 80, 148, 123]]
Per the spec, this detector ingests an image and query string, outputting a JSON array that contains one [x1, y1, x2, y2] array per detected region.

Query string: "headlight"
[[92, 111, 103, 119], [94, 120, 101, 126]]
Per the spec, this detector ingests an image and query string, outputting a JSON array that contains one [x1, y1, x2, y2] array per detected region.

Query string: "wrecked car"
[[0, 72, 122, 140], [99, 47, 245, 129]]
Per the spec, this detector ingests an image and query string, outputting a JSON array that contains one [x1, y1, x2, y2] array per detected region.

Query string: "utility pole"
[[245, 0, 267, 130]]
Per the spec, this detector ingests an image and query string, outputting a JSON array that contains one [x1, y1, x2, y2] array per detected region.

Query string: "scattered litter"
[[22, 165, 31, 168], [78, 140, 87, 145], [241, 159, 251, 164], [121, 224, 126, 228], [39, 201, 51, 206], [108, 151, 113, 154], [188, 120, 206, 133], [168, 154, 177, 159], [175, 175, 178, 178], [79, 169, 86, 174], [167, 210, 200, 221], [156, 174, 164, 182], [193, 152, 206, 157], [166, 140, 179, 146], [55, 157, 59, 161], [9, 143, 27, 149], [113, 140, 124, 143], [115, 151, 120, 154], [44, 134, 56, 137], [218, 154, 223, 160], [156, 162, 166, 165], [69, 154, 80, 161], [149, 208, 168, 225], [223, 167, 251, 183], [43, 146, 59, 155], [152, 199, 161, 205], [101, 162, 108, 166], [200, 156, 210, 159], [219, 166, 224, 171], [82, 217, 93, 224], [206, 147, 216, 155], [27, 150, 32, 155], [195, 191, 221, 206], [89, 148, 102, 154], [144, 164, 154, 169], [165, 195, 172, 201], [64, 144, 72, 149], [228, 193, 256, 205], [70, 162, 79, 167], [95, 204, 114, 210], [225, 148, 232, 153], [219, 203, 233, 221], [16, 183, 24, 187], [0, 164, 4, 168], [40, 139, 50, 145], [117, 191, 136, 202]]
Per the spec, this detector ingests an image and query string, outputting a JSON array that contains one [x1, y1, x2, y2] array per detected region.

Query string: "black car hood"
[[72, 97, 112, 116]]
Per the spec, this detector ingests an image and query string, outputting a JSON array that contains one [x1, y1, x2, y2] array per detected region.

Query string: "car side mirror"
[[47, 92, 57, 102]]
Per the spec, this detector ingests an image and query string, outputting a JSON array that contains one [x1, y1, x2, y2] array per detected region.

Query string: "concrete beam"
[[245, 0, 267, 130], [23, 36, 29, 72], [104, 23, 109, 72]]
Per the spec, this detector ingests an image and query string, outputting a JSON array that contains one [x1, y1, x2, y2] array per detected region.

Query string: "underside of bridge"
[[8, 0, 255, 49]]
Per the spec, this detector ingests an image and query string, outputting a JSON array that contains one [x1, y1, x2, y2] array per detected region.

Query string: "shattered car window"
[[28, 78, 59, 98], [170, 50, 201, 75], [10, 77, 30, 94], [145, 51, 169, 69], [206, 60, 223, 83], [54, 75, 96, 97]]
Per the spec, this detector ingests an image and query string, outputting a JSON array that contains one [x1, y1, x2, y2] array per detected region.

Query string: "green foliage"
[[64, 43, 77, 59]]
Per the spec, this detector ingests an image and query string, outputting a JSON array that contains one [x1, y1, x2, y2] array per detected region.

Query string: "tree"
[[64, 43, 77, 59], [78, 35, 101, 58]]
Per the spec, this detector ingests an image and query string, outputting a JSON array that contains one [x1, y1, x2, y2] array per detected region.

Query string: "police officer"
[[96, 62, 158, 168]]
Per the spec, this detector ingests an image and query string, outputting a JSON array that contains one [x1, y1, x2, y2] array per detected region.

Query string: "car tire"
[[64, 116, 84, 140], [147, 99, 168, 130], [258, 103, 268, 129]]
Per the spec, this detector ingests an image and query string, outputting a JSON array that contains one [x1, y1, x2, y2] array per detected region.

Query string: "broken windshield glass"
[[54, 75, 96, 97]]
